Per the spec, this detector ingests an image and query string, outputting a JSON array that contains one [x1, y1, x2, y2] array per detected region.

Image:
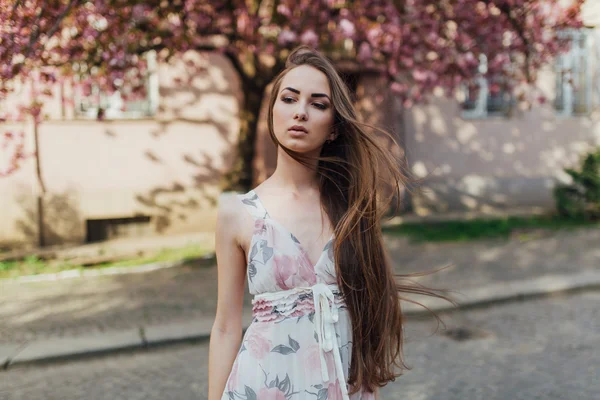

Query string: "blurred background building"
[[1, 1, 599, 249]]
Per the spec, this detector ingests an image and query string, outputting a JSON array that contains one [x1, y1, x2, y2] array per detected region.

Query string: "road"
[[1, 290, 598, 400]]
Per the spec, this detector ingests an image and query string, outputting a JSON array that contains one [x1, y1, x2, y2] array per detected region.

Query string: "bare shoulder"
[[217, 192, 242, 221], [216, 192, 243, 243], [252, 179, 274, 197], [216, 191, 254, 256]]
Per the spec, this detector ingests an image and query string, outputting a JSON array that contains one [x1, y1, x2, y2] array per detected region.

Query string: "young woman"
[[208, 46, 452, 400]]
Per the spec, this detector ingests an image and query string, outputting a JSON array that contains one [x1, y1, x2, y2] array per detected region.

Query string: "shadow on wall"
[[6, 51, 241, 246], [404, 95, 600, 214], [14, 186, 85, 246], [133, 51, 240, 234]]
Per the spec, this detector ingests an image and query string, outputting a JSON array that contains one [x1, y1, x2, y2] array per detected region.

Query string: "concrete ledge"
[[0, 343, 24, 368], [7, 329, 142, 368], [144, 312, 254, 348], [402, 269, 600, 316], [144, 320, 212, 346]]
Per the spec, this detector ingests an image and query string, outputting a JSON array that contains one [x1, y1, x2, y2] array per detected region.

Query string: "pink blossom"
[[357, 42, 372, 62], [131, 5, 147, 21], [412, 70, 428, 82], [300, 30, 319, 47], [0, 0, 587, 179], [276, 4, 292, 18], [278, 29, 298, 46], [339, 19, 355, 37]]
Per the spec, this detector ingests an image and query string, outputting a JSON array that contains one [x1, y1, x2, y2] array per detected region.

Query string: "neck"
[[270, 146, 321, 193]]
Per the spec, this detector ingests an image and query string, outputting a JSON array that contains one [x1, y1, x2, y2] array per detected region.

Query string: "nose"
[[294, 105, 308, 121]]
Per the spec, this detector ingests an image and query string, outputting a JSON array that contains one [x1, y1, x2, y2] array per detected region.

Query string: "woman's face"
[[272, 65, 335, 154]]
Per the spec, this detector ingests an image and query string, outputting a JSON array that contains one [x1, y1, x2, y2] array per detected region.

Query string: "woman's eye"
[[282, 97, 295, 103], [313, 103, 327, 110]]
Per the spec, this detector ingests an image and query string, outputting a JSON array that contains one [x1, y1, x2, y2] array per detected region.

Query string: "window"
[[555, 29, 593, 116], [74, 51, 159, 119], [461, 54, 513, 118]]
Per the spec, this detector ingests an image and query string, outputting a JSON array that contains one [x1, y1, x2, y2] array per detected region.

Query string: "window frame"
[[461, 54, 514, 119], [554, 28, 594, 117], [73, 50, 159, 120]]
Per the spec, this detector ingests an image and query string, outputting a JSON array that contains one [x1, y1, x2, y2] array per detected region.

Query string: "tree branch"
[[8, 0, 24, 46], [481, 0, 532, 81], [22, 0, 82, 61]]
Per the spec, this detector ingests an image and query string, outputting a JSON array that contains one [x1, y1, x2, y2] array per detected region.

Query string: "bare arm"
[[207, 194, 248, 400]]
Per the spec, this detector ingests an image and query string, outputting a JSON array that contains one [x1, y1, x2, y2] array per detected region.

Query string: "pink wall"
[[404, 91, 600, 213], [0, 52, 241, 248]]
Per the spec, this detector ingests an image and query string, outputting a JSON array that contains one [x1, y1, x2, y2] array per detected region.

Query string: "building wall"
[[404, 92, 600, 214], [404, 6, 600, 214], [0, 52, 241, 248], [2, 2, 599, 247]]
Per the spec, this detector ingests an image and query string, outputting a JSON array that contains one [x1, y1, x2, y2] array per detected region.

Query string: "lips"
[[288, 125, 308, 134]]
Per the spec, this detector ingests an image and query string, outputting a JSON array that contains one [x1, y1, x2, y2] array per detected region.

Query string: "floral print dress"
[[221, 190, 374, 400]]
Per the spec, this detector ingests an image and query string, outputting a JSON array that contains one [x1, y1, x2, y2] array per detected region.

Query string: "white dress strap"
[[238, 190, 268, 221]]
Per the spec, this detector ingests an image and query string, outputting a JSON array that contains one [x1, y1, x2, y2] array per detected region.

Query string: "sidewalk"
[[1, 227, 599, 369], [0, 232, 215, 265]]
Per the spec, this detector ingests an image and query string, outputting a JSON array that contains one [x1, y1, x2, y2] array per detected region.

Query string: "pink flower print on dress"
[[254, 219, 266, 234], [273, 254, 297, 290], [303, 344, 323, 382], [303, 344, 336, 383], [257, 387, 287, 400], [245, 324, 271, 360], [264, 222, 281, 249], [327, 379, 345, 400], [296, 252, 317, 285]]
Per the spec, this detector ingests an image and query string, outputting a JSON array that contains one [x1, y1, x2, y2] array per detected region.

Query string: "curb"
[[2, 312, 253, 370], [2, 269, 600, 370], [401, 269, 600, 315]]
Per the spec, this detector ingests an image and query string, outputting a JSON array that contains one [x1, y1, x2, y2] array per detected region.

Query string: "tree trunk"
[[33, 119, 47, 247], [396, 106, 413, 214], [222, 80, 266, 192]]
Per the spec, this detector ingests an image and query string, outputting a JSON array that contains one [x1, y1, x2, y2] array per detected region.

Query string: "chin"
[[279, 138, 321, 154]]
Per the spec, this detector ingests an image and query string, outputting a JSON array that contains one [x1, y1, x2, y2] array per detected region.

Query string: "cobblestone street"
[[1, 290, 598, 400]]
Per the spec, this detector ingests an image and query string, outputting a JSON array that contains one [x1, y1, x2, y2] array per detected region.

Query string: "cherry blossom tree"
[[0, 0, 585, 190]]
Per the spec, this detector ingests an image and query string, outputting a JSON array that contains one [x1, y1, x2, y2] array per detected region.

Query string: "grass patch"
[[382, 214, 600, 243], [0, 244, 211, 280]]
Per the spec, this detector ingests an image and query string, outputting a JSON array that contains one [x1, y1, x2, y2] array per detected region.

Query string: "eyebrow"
[[282, 87, 331, 102]]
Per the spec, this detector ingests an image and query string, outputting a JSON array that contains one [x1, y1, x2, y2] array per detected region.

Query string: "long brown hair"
[[266, 46, 456, 394]]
